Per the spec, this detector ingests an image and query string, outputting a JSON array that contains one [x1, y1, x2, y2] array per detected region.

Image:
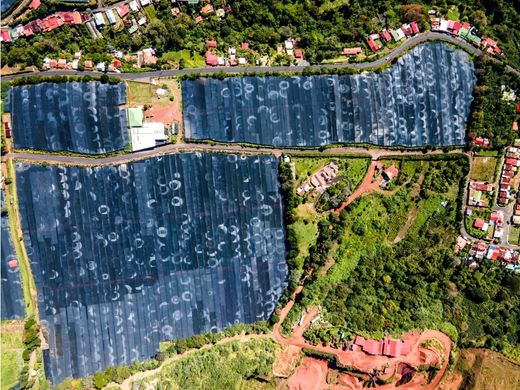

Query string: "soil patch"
[[288, 357, 328, 390], [273, 345, 302, 378]]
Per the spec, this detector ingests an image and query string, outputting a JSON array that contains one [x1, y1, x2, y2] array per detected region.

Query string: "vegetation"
[[467, 56, 520, 149], [1, 329, 24, 390], [149, 338, 280, 390], [283, 155, 520, 360], [3, 1, 520, 69]]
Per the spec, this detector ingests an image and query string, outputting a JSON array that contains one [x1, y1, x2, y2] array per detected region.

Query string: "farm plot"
[[16, 153, 288, 384], [5, 81, 129, 154], [1, 190, 25, 320], [183, 41, 476, 148]]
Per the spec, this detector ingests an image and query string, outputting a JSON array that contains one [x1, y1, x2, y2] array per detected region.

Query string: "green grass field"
[[292, 157, 370, 189], [470, 156, 499, 182], [144, 338, 280, 389], [1, 330, 24, 390], [161, 50, 205, 68], [126, 81, 158, 105]]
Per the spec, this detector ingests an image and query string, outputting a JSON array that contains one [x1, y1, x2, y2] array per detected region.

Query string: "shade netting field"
[[183, 42, 476, 147], [5, 81, 129, 154], [16, 153, 287, 384], [1, 190, 25, 320]]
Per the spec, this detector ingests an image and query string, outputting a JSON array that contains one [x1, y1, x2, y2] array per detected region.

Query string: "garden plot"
[[183, 41, 475, 147], [16, 153, 287, 384], [5, 81, 129, 154]]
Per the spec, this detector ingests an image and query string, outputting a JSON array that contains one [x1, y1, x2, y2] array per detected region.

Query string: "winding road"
[[2, 32, 519, 82]]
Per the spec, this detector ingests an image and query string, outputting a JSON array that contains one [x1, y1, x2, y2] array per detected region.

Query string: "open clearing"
[[470, 156, 498, 182], [1, 326, 24, 390]]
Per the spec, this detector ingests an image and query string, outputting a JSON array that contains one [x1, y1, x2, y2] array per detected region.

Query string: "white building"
[[129, 0, 139, 12], [105, 9, 117, 25], [93, 13, 105, 27], [130, 122, 168, 151]]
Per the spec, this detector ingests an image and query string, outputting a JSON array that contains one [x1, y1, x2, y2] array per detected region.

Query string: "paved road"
[[4, 143, 467, 166], [3, 32, 518, 81]]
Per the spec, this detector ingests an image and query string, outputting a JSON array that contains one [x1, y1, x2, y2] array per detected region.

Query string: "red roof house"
[[294, 49, 303, 58], [411, 22, 419, 34], [28, 0, 41, 10], [452, 21, 462, 35], [343, 47, 363, 55], [462, 22, 471, 29], [383, 338, 402, 358], [474, 137, 490, 147], [1, 29, 12, 42], [354, 336, 366, 347], [490, 212, 502, 222], [117, 5, 129, 18], [474, 218, 486, 229], [42, 16, 64, 31], [367, 38, 379, 52], [205, 50, 218, 66], [49, 59, 58, 68], [380, 29, 392, 42], [207, 40, 217, 48], [241, 42, 249, 50], [195, 15, 203, 24], [112, 59, 121, 68], [363, 339, 383, 355], [383, 165, 399, 180], [23, 25, 34, 37]]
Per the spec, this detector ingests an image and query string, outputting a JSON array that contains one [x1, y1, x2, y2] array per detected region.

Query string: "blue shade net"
[[4, 81, 129, 154], [183, 41, 476, 147], [15, 153, 287, 384], [1, 190, 25, 320]]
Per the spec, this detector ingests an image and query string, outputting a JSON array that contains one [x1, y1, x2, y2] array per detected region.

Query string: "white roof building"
[[130, 122, 167, 151], [393, 28, 405, 41], [284, 40, 294, 50], [106, 9, 117, 25], [129, 0, 139, 12], [93, 13, 105, 27], [140, 0, 151, 6], [138, 17, 146, 25]]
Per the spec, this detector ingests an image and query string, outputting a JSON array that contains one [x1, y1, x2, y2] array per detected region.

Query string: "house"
[[383, 165, 399, 181], [171, 7, 180, 17], [112, 59, 121, 68], [130, 122, 167, 151], [215, 8, 225, 18], [129, 0, 139, 12], [241, 42, 249, 50], [105, 9, 117, 25], [1, 29, 12, 43], [380, 29, 392, 42], [83, 60, 93, 69], [473, 218, 488, 231], [310, 162, 339, 188], [451, 21, 462, 35], [474, 137, 490, 147], [354, 336, 366, 348], [207, 40, 217, 48], [228, 47, 236, 56], [195, 16, 203, 24], [294, 49, 303, 59], [42, 16, 64, 31], [201, 4, 214, 14], [410, 21, 419, 34], [57, 58, 67, 68], [93, 13, 105, 27], [141, 0, 151, 5], [141, 48, 157, 65], [455, 236, 468, 253], [367, 38, 379, 52], [363, 339, 383, 355], [391, 28, 405, 41], [49, 59, 58, 68], [96, 62, 105, 72], [72, 59, 79, 70], [117, 5, 129, 18], [401, 24, 413, 36], [29, 0, 41, 9], [23, 25, 34, 37], [238, 57, 246, 65], [205, 51, 218, 66], [342, 47, 362, 55]]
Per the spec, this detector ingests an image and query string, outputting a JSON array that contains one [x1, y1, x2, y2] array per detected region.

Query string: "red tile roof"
[[117, 5, 129, 18], [343, 47, 362, 55], [112, 59, 121, 68], [205, 50, 218, 66], [452, 21, 461, 34], [29, 0, 41, 9], [1, 29, 12, 42], [42, 16, 64, 31], [363, 339, 383, 355], [367, 38, 379, 52], [474, 218, 485, 229], [7, 259, 18, 269], [383, 338, 402, 357], [207, 40, 217, 48], [384, 165, 399, 180], [411, 22, 419, 34], [294, 49, 303, 58], [380, 30, 392, 42], [354, 336, 366, 347], [23, 25, 34, 36], [195, 15, 203, 24], [241, 42, 249, 50]]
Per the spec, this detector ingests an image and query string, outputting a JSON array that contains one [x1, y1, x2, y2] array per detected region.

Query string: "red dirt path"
[[336, 161, 383, 213]]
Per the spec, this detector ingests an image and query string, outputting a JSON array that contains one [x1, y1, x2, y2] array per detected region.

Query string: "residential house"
[[200, 4, 214, 15], [28, 0, 41, 9], [382, 165, 399, 181], [380, 29, 392, 42], [474, 137, 490, 147], [117, 5, 129, 18], [207, 40, 217, 48], [105, 9, 117, 25], [205, 51, 218, 66], [342, 47, 362, 55], [93, 13, 105, 27]]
